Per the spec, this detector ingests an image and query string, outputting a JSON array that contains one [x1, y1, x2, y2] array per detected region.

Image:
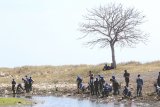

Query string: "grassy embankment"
[[0, 61, 160, 83], [0, 61, 160, 94], [0, 97, 31, 105]]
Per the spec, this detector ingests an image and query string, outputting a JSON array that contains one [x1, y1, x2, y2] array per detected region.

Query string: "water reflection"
[[30, 96, 137, 107], [0, 96, 138, 107]]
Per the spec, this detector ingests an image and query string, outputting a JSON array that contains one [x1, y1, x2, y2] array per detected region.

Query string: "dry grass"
[[0, 61, 160, 89]]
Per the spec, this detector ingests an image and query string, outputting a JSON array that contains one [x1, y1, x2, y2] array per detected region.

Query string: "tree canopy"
[[79, 3, 148, 68]]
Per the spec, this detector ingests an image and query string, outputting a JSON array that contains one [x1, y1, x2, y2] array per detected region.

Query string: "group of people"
[[76, 71, 116, 97], [76, 70, 160, 98], [123, 70, 160, 97], [123, 70, 142, 98], [103, 63, 114, 71], [11, 76, 34, 94]]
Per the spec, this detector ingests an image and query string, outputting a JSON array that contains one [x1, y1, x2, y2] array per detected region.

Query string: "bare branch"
[[78, 3, 148, 68]]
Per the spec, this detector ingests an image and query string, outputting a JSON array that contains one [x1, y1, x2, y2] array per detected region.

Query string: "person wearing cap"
[[136, 74, 143, 96]]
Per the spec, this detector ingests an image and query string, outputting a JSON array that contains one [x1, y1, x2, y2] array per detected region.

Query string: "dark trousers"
[[90, 85, 94, 95], [125, 78, 129, 87], [126, 82, 129, 87], [102, 90, 109, 97], [12, 85, 16, 94], [113, 87, 119, 95], [25, 83, 30, 93], [99, 84, 103, 93], [77, 82, 80, 89], [94, 86, 99, 96], [77, 82, 81, 93], [137, 85, 142, 96]]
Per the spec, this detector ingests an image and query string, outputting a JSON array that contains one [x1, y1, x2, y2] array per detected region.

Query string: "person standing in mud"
[[98, 75, 105, 93], [22, 78, 29, 93], [90, 80, 94, 95], [157, 72, 160, 87], [89, 71, 94, 84], [76, 76, 82, 93], [110, 76, 119, 95], [136, 74, 143, 96], [25, 75, 29, 82], [89, 71, 94, 95], [28, 77, 34, 91], [123, 70, 130, 87], [12, 79, 16, 94], [94, 78, 99, 96]]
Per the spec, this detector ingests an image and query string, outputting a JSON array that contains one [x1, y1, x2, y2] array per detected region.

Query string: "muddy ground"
[[0, 81, 160, 107], [0, 63, 160, 106]]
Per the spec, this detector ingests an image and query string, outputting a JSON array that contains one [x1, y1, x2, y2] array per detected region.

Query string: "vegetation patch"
[[0, 97, 31, 105]]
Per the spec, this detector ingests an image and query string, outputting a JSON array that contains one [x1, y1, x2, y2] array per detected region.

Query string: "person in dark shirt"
[[76, 76, 82, 93], [123, 86, 131, 98], [89, 71, 94, 95], [12, 79, 16, 94], [22, 78, 29, 93], [157, 72, 160, 87], [136, 74, 143, 96], [102, 83, 112, 97], [89, 71, 94, 84], [94, 78, 99, 96], [90, 83, 94, 95], [110, 76, 119, 95], [98, 75, 105, 93], [123, 70, 130, 87], [16, 83, 24, 94], [28, 77, 34, 91]]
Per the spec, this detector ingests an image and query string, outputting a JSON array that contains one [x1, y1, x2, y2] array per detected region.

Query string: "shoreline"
[[1, 62, 160, 106], [0, 84, 160, 106]]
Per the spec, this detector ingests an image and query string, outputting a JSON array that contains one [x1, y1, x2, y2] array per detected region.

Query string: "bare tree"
[[79, 3, 148, 68]]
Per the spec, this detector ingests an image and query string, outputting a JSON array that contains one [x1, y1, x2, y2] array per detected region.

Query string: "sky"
[[0, 0, 160, 67]]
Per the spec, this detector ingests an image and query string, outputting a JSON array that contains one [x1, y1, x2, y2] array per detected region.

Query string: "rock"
[[117, 98, 123, 102], [66, 94, 71, 96], [4, 90, 9, 94], [18, 101, 21, 104], [0, 72, 5, 77], [83, 95, 86, 98]]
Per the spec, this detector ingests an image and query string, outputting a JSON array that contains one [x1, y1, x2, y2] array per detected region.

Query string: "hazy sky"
[[0, 0, 160, 67]]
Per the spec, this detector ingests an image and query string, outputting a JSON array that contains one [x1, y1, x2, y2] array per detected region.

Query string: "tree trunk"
[[110, 44, 116, 68]]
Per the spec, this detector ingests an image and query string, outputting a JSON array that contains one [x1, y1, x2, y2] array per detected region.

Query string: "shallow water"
[[2, 96, 139, 107], [28, 96, 136, 107]]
